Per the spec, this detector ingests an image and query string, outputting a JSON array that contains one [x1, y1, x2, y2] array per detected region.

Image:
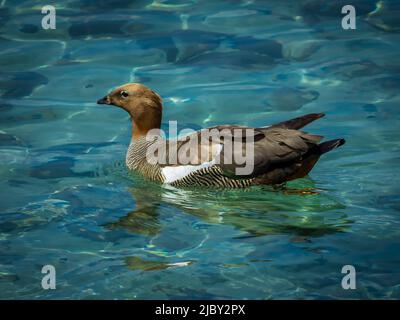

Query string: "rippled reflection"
[[1, 0, 400, 299], [109, 178, 351, 240]]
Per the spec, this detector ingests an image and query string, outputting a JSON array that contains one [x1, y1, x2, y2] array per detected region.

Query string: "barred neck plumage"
[[126, 136, 164, 182]]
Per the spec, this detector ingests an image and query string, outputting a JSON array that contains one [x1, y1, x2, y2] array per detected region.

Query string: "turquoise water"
[[1, 0, 400, 299]]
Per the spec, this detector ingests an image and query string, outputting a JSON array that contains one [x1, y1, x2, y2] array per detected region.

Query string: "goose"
[[97, 83, 345, 188]]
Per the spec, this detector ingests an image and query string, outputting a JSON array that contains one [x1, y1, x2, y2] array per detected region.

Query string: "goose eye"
[[120, 91, 129, 98]]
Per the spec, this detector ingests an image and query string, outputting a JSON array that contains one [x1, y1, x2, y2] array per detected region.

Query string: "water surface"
[[1, 0, 400, 299]]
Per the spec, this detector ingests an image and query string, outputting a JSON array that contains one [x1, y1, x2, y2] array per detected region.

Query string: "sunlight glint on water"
[[0, 0, 400, 299]]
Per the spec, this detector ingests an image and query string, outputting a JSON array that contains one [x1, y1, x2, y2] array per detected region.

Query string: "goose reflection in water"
[[107, 174, 352, 241]]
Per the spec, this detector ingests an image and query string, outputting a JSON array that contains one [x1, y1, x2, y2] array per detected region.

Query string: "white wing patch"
[[162, 144, 222, 184]]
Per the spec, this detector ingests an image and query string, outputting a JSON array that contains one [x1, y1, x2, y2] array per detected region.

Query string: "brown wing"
[[266, 113, 325, 130], [156, 125, 265, 167], [218, 128, 323, 178], [154, 126, 322, 181]]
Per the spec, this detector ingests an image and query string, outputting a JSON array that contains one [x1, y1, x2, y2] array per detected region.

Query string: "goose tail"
[[317, 138, 346, 155]]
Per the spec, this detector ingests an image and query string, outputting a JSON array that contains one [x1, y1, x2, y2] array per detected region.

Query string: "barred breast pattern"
[[126, 137, 256, 188], [170, 165, 255, 188], [125, 137, 164, 182]]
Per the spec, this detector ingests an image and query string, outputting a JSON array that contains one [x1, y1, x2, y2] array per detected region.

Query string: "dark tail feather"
[[317, 138, 346, 155], [283, 138, 345, 182], [268, 113, 325, 130]]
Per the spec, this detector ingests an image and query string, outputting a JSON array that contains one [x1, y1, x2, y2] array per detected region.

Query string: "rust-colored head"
[[97, 83, 162, 139]]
